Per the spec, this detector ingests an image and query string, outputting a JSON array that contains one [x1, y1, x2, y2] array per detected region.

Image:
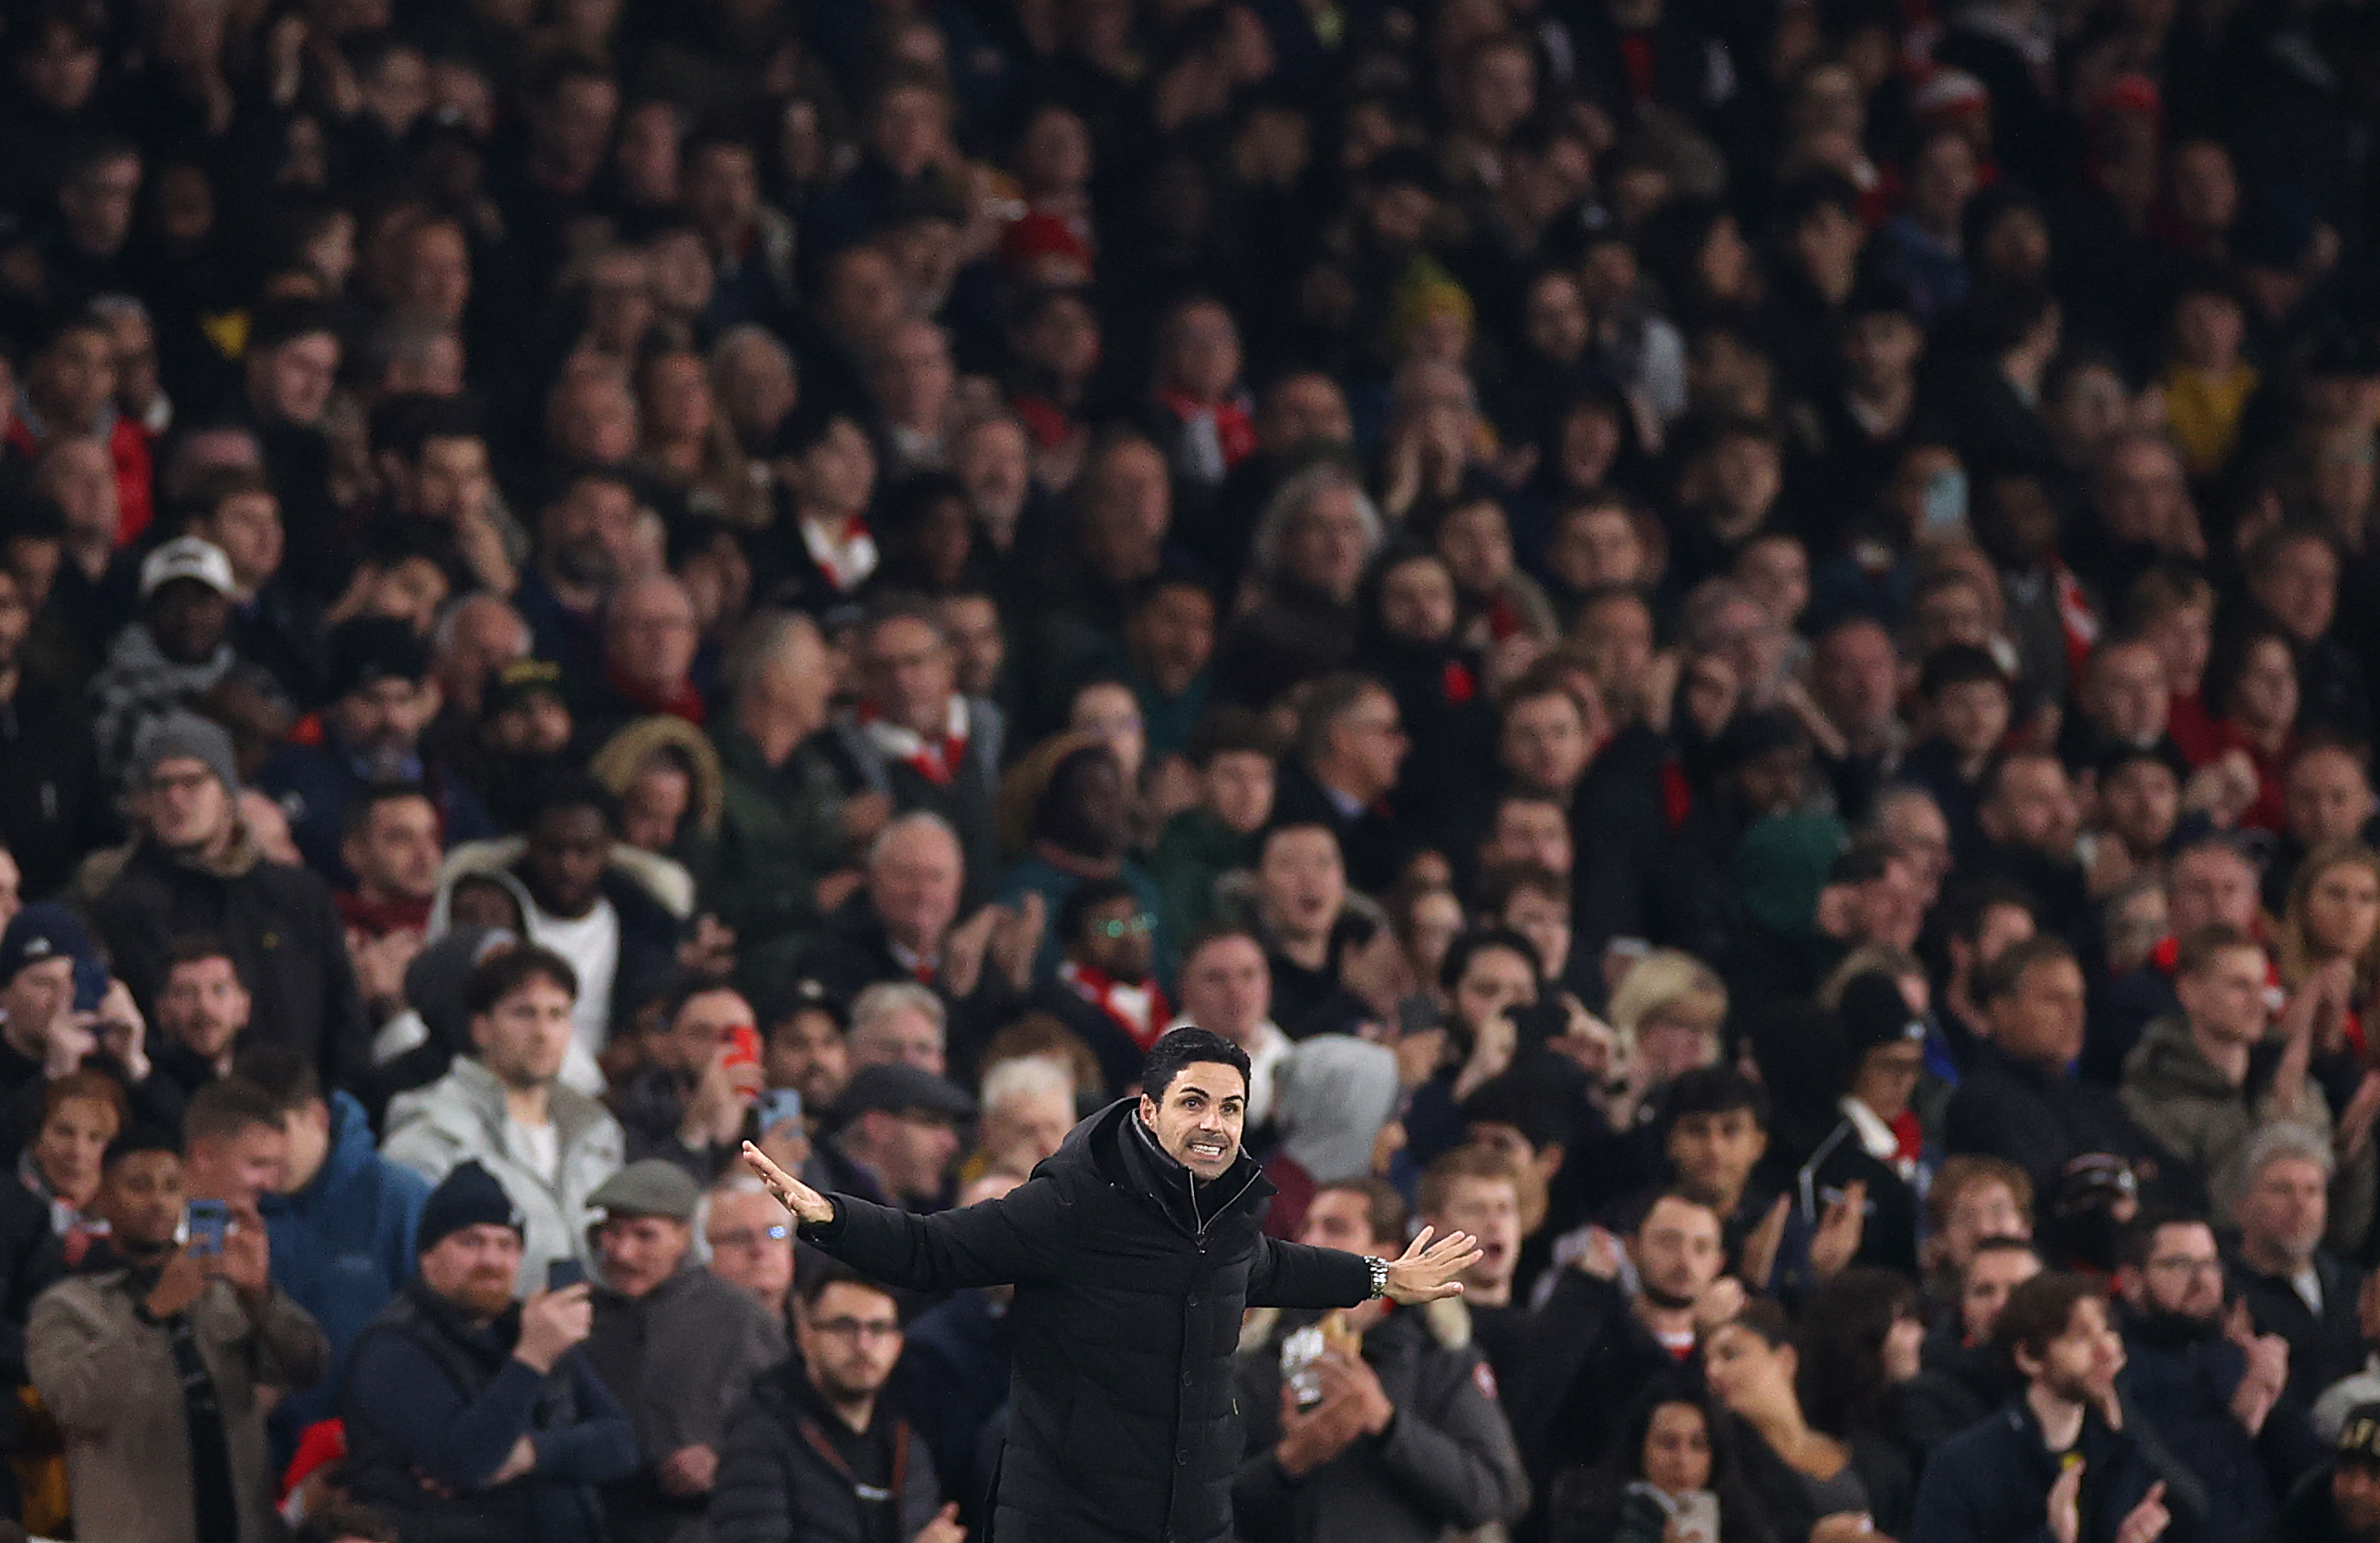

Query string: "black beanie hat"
[[416, 1161, 524, 1255]]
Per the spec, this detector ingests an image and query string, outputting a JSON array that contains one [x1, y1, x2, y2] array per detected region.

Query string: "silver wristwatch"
[[1366, 1255, 1390, 1300]]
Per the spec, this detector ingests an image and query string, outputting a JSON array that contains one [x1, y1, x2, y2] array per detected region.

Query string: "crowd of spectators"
[[0, 0, 2378, 1538]]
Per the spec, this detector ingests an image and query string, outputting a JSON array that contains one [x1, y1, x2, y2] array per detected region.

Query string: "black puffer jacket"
[[799, 1097, 1373, 1543]]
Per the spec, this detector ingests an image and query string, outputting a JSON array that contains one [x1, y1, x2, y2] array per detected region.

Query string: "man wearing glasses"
[[713, 1262, 964, 1543], [704, 1183, 795, 1325], [1044, 876, 1171, 1096], [2111, 1212, 2295, 1543]]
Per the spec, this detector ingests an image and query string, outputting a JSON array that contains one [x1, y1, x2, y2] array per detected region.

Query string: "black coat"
[[797, 1098, 1373, 1543], [711, 1361, 947, 1543], [1942, 1046, 2177, 1200], [1908, 1396, 2203, 1543], [90, 835, 372, 1093]]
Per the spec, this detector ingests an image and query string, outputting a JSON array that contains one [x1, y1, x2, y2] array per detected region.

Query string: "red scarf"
[[1155, 387, 1257, 469], [1060, 961, 1172, 1051], [858, 699, 970, 786], [605, 660, 707, 725], [337, 891, 432, 937]]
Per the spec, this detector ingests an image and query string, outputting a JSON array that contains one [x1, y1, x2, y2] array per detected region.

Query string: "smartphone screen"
[[71, 957, 108, 1016], [547, 1258, 587, 1292], [184, 1199, 230, 1259], [754, 1088, 804, 1134]]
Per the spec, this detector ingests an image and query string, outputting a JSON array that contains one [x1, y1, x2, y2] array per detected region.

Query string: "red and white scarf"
[[1060, 961, 1172, 1051], [860, 696, 972, 786], [802, 512, 879, 593]]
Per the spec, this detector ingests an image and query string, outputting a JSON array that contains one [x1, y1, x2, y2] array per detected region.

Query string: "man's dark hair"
[[1185, 705, 1283, 767], [1181, 922, 1266, 970], [1980, 746, 2062, 808], [1141, 1027, 1252, 1101], [527, 769, 618, 831], [1060, 876, 1142, 948], [1314, 1176, 1409, 1251], [464, 943, 579, 1017], [1295, 672, 1389, 766], [797, 1256, 899, 1314], [1979, 933, 2078, 1005], [2115, 1208, 2210, 1272], [1993, 1270, 2107, 1371], [232, 1042, 322, 1113], [1941, 877, 2038, 946], [657, 973, 742, 1032], [164, 932, 242, 976], [341, 779, 436, 839], [103, 1125, 181, 1172], [1665, 1065, 1770, 1130], [2176, 923, 2260, 978], [183, 1077, 286, 1149], [1918, 642, 2010, 701]]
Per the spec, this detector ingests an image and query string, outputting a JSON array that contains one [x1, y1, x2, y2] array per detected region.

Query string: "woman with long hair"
[[1551, 1383, 1774, 1543], [1793, 1268, 1924, 1517], [1703, 1301, 1907, 1543], [2274, 839, 2380, 1255]]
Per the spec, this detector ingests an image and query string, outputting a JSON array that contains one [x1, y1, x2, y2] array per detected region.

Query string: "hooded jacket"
[[2117, 1015, 2331, 1223], [798, 1096, 1373, 1543], [259, 1089, 433, 1448], [381, 1058, 625, 1285]]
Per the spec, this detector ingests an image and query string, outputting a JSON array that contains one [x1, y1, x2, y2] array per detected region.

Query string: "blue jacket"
[[1910, 1396, 2203, 1543], [262, 1089, 432, 1454]]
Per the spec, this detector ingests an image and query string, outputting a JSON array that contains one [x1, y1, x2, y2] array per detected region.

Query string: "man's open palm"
[[743, 1142, 834, 1225], [1382, 1226, 1482, 1303]]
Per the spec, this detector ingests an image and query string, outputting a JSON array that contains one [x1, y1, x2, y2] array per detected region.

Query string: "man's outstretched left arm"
[[743, 1142, 1051, 1291], [1250, 1226, 1482, 1308]]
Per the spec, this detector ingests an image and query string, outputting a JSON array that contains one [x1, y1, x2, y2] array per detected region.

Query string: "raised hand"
[[743, 1141, 835, 1225], [1809, 1182, 1869, 1281], [2115, 1481, 2169, 1543], [514, 1283, 593, 1373], [1381, 1225, 1482, 1304], [2047, 1458, 2084, 1543], [915, 1502, 967, 1543]]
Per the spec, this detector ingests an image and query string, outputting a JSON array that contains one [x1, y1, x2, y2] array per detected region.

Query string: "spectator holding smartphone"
[[26, 1126, 327, 1543], [607, 979, 764, 1183], [341, 1161, 638, 1543]]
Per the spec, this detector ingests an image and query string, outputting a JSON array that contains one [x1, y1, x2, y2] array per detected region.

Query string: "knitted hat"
[[0, 902, 95, 985], [1730, 813, 1850, 938], [127, 710, 242, 797], [417, 1161, 525, 1254], [1838, 971, 1927, 1062]]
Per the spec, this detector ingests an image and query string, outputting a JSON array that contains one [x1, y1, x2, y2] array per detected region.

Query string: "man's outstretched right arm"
[[742, 1142, 1049, 1290]]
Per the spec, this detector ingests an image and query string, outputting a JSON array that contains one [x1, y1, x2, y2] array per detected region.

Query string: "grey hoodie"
[[1274, 1035, 1403, 1184]]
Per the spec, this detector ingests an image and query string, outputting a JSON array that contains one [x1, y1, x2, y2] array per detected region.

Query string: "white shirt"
[[509, 1117, 560, 1182], [530, 896, 619, 1094]]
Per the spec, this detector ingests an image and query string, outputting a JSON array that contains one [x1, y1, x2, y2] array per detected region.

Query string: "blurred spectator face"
[[146, 575, 233, 665], [61, 151, 140, 257], [2250, 535, 2341, 644], [1698, 596, 1788, 702], [606, 576, 699, 695], [2177, 941, 2267, 1048], [616, 100, 682, 206], [1377, 554, 1456, 647], [793, 417, 877, 519], [598, 1210, 691, 1298], [1575, 593, 1658, 712], [145, 755, 234, 855], [861, 615, 956, 732], [646, 230, 715, 320], [1637, 1002, 1723, 1083], [951, 418, 1030, 537], [421, 1221, 524, 1318], [2097, 438, 2189, 547], [1733, 537, 1808, 628], [2229, 635, 2299, 737], [800, 1279, 906, 1403], [251, 330, 340, 427], [1074, 894, 1155, 984], [1428, 1172, 1522, 1298], [1981, 755, 2077, 856], [1668, 1106, 1763, 1210], [31, 324, 116, 432], [2048, 362, 2132, 464], [0, 848, 20, 930], [1989, 954, 2088, 1068], [101, 304, 161, 415], [2169, 842, 2260, 934], [158, 953, 250, 1063], [1017, 103, 1091, 196], [1069, 683, 1147, 785], [1940, 1175, 2032, 1272], [982, 1082, 1074, 1168], [1297, 1186, 1378, 1252], [1323, 686, 1406, 800], [768, 1005, 850, 1111], [2167, 139, 2238, 240], [185, 1115, 287, 1208], [2086, 641, 2168, 745], [486, 685, 573, 756], [852, 1105, 960, 1194], [1909, 576, 1992, 656], [874, 320, 954, 431], [1523, 272, 1589, 366], [1483, 797, 1572, 876], [1179, 934, 1271, 1043], [2172, 290, 2244, 370], [1279, 483, 1371, 601], [1630, 1194, 1723, 1308], [1814, 620, 1897, 735], [1257, 826, 1345, 942], [868, 818, 963, 954], [32, 1091, 116, 1207], [1258, 373, 1353, 453], [705, 1188, 794, 1306], [523, 804, 611, 918], [871, 83, 951, 178], [18, 20, 101, 112], [1128, 584, 1215, 698], [536, 73, 619, 179], [2100, 758, 2179, 858], [1205, 749, 1274, 834], [42, 438, 116, 550], [1844, 308, 1922, 391], [2287, 745, 2375, 846], [0, 954, 73, 1056], [97, 1147, 186, 1258], [2236, 1153, 2327, 1269], [1079, 440, 1170, 584], [1159, 300, 1242, 401], [823, 246, 908, 354], [1554, 400, 1625, 492], [1502, 887, 1570, 982], [343, 792, 442, 904], [551, 370, 639, 464], [198, 490, 284, 593], [937, 595, 1005, 698], [1461, 39, 1533, 141], [2333, 1458, 2380, 1538], [1959, 1245, 2041, 1342], [1450, 943, 1535, 1040], [585, 249, 656, 355], [1500, 689, 1592, 798], [471, 969, 577, 1089], [1014, 290, 1100, 385], [333, 673, 441, 768], [2120, 1219, 2225, 1323], [1639, 1402, 1715, 1496], [400, 220, 471, 325], [2302, 856, 2380, 962], [1908, 131, 1978, 232], [416, 434, 494, 526], [639, 350, 714, 444], [660, 985, 753, 1076], [712, 330, 795, 446], [1934, 677, 2010, 763], [1438, 500, 1515, 598], [620, 758, 691, 853]]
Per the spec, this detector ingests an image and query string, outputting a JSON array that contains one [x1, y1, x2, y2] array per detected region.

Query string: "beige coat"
[[28, 1271, 327, 1543]]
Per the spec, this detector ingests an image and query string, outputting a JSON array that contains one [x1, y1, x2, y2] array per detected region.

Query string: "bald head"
[[607, 573, 699, 693]]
